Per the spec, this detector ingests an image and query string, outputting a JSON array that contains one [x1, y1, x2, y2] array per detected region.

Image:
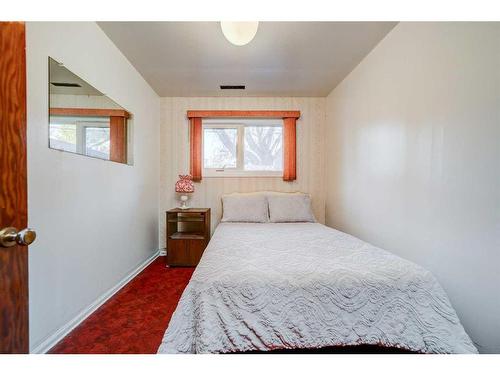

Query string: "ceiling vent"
[[220, 85, 245, 90], [51, 82, 82, 88]]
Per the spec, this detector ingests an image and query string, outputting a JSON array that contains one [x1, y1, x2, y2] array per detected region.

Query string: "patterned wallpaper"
[[159, 97, 326, 248]]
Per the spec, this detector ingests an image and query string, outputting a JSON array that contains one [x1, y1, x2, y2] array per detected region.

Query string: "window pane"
[[203, 128, 238, 168], [49, 123, 77, 153], [85, 127, 110, 160], [244, 126, 283, 171]]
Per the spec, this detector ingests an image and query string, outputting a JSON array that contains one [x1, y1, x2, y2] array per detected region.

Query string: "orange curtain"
[[189, 117, 202, 181], [283, 117, 297, 181], [109, 116, 127, 163]]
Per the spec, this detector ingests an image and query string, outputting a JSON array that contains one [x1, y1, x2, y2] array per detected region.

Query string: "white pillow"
[[268, 193, 316, 223], [221, 193, 269, 223]]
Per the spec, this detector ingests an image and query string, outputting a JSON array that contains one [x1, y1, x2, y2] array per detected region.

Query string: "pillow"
[[221, 192, 269, 223], [268, 192, 316, 223]]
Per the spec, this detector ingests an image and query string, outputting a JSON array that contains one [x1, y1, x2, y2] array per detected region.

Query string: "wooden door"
[[0, 22, 29, 353]]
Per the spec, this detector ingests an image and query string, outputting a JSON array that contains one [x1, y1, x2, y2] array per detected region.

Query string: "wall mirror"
[[48, 57, 131, 164]]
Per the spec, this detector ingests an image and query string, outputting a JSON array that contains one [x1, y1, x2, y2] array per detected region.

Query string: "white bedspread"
[[158, 223, 477, 354]]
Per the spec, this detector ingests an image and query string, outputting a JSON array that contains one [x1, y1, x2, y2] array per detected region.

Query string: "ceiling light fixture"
[[220, 22, 259, 46]]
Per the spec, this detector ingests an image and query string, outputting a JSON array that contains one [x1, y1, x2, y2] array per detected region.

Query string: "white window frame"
[[202, 118, 283, 178]]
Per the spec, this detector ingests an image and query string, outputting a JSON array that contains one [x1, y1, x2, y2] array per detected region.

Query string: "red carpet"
[[50, 256, 194, 354]]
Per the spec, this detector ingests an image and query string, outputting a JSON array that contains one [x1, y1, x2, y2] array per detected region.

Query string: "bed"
[[158, 221, 477, 354]]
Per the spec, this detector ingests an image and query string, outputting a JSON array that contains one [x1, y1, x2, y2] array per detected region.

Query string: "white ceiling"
[[49, 57, 104, 96], [98, 22, 397, 97]]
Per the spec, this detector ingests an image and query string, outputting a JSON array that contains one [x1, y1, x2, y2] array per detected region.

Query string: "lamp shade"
[[220, 22, 259, 46], [175, 174, 194, 193]]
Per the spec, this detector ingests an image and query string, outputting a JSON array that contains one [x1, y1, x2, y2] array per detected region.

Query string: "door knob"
[[0, 227, 37, 248]]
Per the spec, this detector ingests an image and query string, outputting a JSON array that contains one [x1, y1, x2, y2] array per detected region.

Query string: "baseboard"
[[30, 249, 160, 354]]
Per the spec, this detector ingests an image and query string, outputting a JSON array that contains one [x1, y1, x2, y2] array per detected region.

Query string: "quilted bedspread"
[[158, 223, 477, 354]]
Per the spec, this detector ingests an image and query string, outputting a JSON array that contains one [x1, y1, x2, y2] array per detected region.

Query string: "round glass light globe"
[[220, 22, 259, 46]]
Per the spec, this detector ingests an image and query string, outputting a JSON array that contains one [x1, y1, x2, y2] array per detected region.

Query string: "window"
[[203, 119, 283, 176], [49, 123, 77, 153], [203, 127, 238, 169], [84, 126, 110, 159], [49, 116, 111, 160], [244, 126, 283, 171]]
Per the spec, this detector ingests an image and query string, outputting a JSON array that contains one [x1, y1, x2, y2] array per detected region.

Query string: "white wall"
[[326, 22, 500, 353], [160, 97, 326, 245], [26, 22, 160, 352]]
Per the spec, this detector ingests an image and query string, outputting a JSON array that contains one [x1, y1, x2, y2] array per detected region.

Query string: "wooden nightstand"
[[166, 208, 211, 267]]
